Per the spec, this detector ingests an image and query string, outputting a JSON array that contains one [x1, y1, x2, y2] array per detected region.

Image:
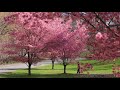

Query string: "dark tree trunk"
[[28, 63, 31, 75], [63, 59, 67, 74], [52, 60, 54, 69], [64, 64, 66, 74], [28, 51, 32, 75]]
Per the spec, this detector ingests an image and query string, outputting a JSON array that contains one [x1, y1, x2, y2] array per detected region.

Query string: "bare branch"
[[93, 12, 120, 37], [109, 24, 120, 27], [79, 13, 96, 29]]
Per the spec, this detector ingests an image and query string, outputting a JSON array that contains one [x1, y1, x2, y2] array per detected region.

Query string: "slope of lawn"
[[0, 59, 120, 78]]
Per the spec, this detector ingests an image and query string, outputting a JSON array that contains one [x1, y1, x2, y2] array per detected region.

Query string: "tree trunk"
[[64, 64, 66, 74], [63, 59, 67, 74], [28, 63, 31, 75], [28, 51, 32, 75], [52, 60, 54, 69]]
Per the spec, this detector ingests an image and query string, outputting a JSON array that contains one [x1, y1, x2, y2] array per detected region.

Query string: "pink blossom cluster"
[[112, 65, 120, 78], [80, 63, 93, 74]]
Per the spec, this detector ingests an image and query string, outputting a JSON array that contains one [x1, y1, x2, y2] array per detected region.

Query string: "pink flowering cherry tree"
[[45, 21, 88, 74], [3, 12, 74, 75], [61, 12, 120, 62]]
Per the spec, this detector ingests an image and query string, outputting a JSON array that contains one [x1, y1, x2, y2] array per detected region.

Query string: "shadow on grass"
[[0, 72, 115, 78], [0, 73, 78, 78]]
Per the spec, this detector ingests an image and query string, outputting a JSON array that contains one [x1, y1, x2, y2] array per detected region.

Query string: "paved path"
[[0, 58, 86, 74], [0, 60, 56, 73]]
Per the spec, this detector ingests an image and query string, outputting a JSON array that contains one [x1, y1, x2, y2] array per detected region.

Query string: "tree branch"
[[93, 12, 120, 37], [93, 12, 112, 30], [109, 24, 120, 27], [79, 13, 96, 29]]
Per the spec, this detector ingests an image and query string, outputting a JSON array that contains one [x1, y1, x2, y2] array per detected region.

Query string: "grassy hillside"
[[0, 59, 119, 78]]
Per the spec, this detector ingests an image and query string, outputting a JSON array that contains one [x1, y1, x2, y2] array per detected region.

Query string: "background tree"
[[46, 50, 58, 69]]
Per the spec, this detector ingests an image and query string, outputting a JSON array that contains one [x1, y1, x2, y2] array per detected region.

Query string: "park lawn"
[[0, 59, 120, 78]]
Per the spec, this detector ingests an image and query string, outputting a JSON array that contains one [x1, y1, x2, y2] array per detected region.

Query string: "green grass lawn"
[[0, 59, 120, 78]]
